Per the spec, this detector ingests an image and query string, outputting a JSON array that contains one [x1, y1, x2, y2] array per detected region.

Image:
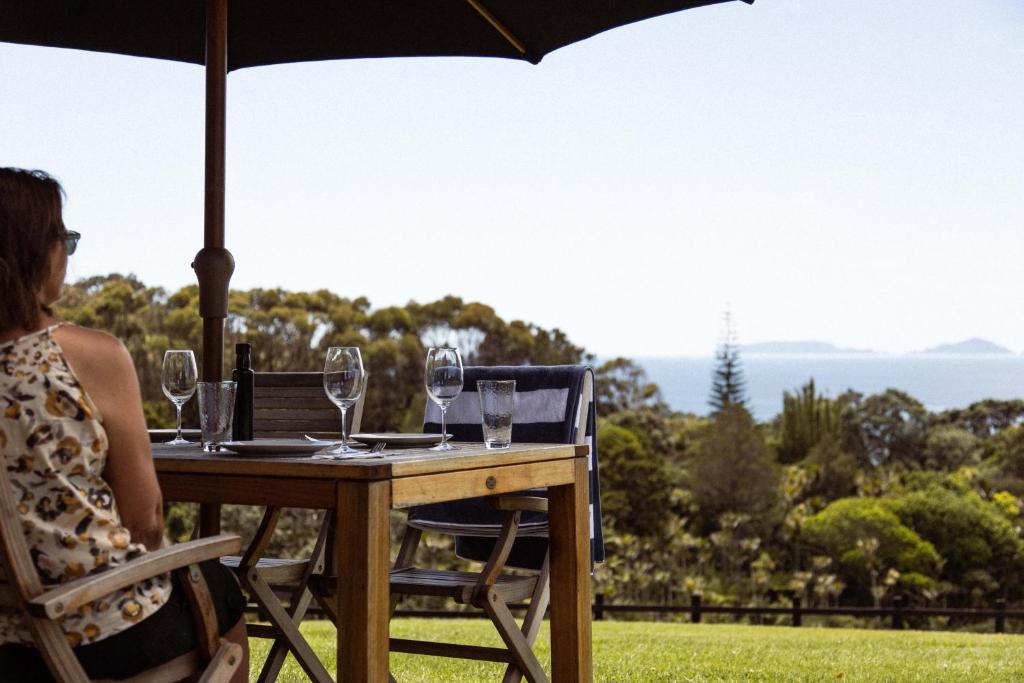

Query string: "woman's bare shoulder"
[[53, 324, 134, 373]]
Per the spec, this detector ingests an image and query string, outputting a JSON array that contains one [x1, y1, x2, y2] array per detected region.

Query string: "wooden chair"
[[0, 461, 244, 683], [220, 371, 365, 683], [388, 365, 602, 683]]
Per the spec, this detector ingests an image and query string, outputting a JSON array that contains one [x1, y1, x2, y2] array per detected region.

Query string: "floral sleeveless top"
[[0, 325, 171, 647]]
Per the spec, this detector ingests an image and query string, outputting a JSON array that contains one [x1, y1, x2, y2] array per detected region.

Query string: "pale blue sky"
[[2, 0, 1022, 357]]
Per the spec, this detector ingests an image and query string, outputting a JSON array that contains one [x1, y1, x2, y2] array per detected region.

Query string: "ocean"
[[635, 355, 1024, 421]]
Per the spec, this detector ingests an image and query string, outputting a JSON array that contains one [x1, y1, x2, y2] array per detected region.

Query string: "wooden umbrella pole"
[[193, 0, 234, 383]]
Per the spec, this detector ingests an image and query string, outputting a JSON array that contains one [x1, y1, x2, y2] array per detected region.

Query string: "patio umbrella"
[[1, 0, 753, 379]]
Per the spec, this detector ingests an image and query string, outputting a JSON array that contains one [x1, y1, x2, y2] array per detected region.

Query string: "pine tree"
[[709, 309, 747, 413]]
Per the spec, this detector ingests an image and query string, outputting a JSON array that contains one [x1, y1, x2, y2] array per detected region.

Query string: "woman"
[[0, 168, 248, 681]]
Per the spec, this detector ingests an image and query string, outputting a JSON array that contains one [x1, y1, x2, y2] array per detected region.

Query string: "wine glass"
[[425, 347, 463, 451], [315, 347, 365, 458], [162, 350, 197, 445]]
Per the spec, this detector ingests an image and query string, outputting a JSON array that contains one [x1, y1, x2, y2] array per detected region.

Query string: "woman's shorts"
[[0, 559, 246, 681]]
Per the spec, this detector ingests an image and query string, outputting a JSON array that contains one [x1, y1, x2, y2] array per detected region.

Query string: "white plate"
[[219, 439, 329, 457], [350, 433, 449, 448]]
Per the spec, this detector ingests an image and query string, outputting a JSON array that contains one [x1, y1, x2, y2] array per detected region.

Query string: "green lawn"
[[250, 619, 1024, 682]]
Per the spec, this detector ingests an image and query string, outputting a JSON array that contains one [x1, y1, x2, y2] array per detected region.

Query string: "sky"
[[2, 1, 1022, 358]]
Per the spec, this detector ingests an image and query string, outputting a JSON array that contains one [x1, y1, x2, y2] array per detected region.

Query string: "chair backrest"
[[412, 364, 603, 569], [253, 371, 365, 438]]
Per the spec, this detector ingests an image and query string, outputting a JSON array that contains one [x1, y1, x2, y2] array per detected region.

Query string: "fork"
[[371, 442, 387, 453]]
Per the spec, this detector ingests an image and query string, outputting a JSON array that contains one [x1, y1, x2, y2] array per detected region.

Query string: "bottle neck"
[[235, 344, 252, 370]]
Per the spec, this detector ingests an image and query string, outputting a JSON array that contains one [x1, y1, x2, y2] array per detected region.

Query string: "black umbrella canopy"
[[1, 0, 750, 68], [2, 0, 753, 380]]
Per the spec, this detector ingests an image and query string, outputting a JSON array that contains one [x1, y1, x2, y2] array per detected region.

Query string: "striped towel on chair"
[[411, 364, 604, 569]]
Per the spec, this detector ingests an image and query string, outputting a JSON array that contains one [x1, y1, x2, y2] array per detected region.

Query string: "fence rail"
[[254, 591, 1021, 633], [592, 594, 1020, 633]]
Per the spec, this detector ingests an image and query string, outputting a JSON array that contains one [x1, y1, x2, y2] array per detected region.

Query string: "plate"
[[218, 439, 329, 457], [350, 433, 449, 448]]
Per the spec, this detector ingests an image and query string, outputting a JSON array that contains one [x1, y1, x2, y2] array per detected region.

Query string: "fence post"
[[891, 595, 904, 630], [690, 594, 702, 624], [594, 592, 605, 621], [792, 596, 802, 627], [995, 598, 1006, 634]]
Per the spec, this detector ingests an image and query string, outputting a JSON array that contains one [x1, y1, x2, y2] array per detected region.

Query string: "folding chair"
[[389, 365, 603, 683], [219, 371, 365, 683], [0, 461, 244, 683]]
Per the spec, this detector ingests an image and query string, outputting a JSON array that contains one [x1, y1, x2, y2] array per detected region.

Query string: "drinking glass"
[[197, 381, 236, 453], [478, 380, 515, 449], [315, 347, 365, 458], [425, 347, 463, 451], [161, 350, 197, 445]]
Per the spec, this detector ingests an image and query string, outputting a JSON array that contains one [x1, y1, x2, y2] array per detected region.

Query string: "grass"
[[249, 619, 1024, 682]]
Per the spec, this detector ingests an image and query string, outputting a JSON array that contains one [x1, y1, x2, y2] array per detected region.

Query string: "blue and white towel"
[[410, 365, 604, 570]]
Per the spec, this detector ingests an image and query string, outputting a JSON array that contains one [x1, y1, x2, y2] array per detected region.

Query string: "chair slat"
[[254, 397, 334, 409], [254, 408, 338, 421], [390, 567, 536, 602], [254, 373, 325, 388], [255, 419, 340, 431], [255, 387, 326, 398]]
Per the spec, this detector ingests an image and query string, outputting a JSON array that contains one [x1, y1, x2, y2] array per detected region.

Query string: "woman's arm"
[[55, 326, 165, 551]]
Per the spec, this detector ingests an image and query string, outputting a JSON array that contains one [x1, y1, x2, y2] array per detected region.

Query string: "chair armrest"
[[28, 535, 242, 620], [488, 496, 548, 514]]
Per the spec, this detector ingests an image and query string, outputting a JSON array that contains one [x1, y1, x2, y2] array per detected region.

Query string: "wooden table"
[[153, 442, 593, 683]]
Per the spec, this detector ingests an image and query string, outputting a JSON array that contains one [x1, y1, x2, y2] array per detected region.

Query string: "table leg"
[[199, 503, 221, 536], [547, 457, 593, 682], [336, 480, 391, 683]]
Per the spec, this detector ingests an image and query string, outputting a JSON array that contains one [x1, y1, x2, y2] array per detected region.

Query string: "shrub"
[[802, 498, 940, 598]]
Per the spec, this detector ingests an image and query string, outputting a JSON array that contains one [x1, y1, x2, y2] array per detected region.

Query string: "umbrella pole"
[[192, 0, 234, 383]]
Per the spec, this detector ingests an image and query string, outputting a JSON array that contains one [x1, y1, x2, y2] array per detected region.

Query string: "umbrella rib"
[[464, 0, 527, 56]]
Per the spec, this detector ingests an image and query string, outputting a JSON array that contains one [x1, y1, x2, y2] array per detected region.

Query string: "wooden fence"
[[256, 591, 1024, 634], [392, 594, 1022, 633], [589, 594, 1021, 633]]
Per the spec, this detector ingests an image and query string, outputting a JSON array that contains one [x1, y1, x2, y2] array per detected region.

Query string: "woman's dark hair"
[[0, 168, 66, 332]]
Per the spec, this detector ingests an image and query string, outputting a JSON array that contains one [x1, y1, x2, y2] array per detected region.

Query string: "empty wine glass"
[[314, 346, 365, 458], [425, 347, 463, 451], [162, 350, 197, 445]]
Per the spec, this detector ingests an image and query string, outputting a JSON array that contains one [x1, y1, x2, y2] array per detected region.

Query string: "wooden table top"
[[152, 441, 587, 480]]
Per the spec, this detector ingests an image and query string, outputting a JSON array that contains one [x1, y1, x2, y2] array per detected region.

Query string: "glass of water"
[[197, 381, 236, 452], [315, 347, 365, 458], [478, 380, 515, 449], [161, 349, 197, 445], [425, 347, 463, 451]]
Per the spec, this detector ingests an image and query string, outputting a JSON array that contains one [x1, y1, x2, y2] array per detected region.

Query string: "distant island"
[[743, 341, 876, 355], [915, 338, 1013, 355]]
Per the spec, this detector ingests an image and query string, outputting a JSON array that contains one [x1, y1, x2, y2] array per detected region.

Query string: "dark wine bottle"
[[231, 342, 254, 441]]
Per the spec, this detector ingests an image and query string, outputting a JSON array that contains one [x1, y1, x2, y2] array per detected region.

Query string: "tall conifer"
[[709, 309, 747, 412]]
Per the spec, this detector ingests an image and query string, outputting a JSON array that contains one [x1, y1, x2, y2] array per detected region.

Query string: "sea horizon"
[[632, 354, 1024, 421]]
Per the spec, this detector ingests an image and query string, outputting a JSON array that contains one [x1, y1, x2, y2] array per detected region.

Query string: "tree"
[[934, 399, 1024, 438], [777, 379, 842, 464], [921, 425, 980, 471], [841, 389, 928, 467], [802, 498, 940, 601], [803, 433, 859, 502], [597, 423, 673, 537], [686, 404, 779, 533], [596, 358, 665, 415], [981, 424, 1024, 495], [708, 310, 746, 413], [884, 478, 1024, 604]]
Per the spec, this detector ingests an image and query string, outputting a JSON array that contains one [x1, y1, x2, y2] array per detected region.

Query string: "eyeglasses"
[[64, 230, 81, 255]]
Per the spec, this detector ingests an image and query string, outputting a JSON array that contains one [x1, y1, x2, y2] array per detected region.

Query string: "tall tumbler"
[[477, 380, 515, 449], [197, 381, 236, 453]]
